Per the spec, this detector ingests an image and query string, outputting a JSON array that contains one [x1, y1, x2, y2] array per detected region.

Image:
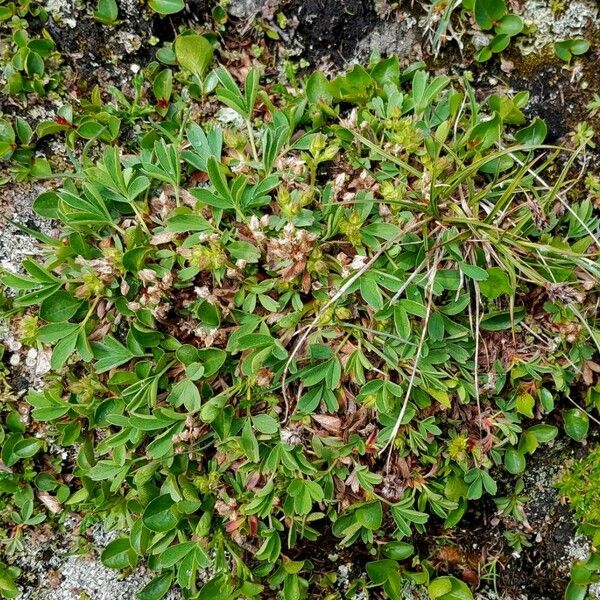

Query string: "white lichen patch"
[[0, 183, 54, 274], [354, 15, 419, 62], [227, 0, 264, 19], [45, 0, 77, 27], [216, 106, 246, 129], [17, 555, 184, 600], [116, 30, 143, 54], [2, 327, 52, 383], [518, 0, 599, 54], [14, 524, 185, 600]]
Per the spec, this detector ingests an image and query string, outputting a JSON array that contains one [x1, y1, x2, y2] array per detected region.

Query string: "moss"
[[558, 445, 600, 545]]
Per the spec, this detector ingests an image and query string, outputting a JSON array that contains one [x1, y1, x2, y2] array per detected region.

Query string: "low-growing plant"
[[0, 18, 60, 96], [1, 53, 599, 600], [0, 346, 66, 596], [558, 445, 600, 545], [554, 38, 591, 63], [422, 0, 524, 60], [0, 0, 47, 24], [558, 444, 600, 599]]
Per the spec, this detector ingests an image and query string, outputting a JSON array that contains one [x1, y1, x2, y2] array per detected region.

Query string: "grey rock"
[[228, 0, 264, 19]]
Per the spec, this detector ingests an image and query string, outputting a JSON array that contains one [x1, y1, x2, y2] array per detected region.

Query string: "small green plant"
[[554, 39, 591, 63], [495, 478, 528, 522], [0, 351, 67, 574], [422, 0, 523, 60], [0, 560, 19, 599], [503, 530, 532, 554], [558, 445, 600, 544], [559, 445, 600, 599], [565, 553, 600, 600], [0, 0, 47, 23], [466, 0, 524, 62], [0, 116, 53, 182], [1, 27, 59, 95], [1, 52, 600, 600]]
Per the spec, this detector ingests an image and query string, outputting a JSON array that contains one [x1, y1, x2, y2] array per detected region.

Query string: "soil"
[[283, 0, 378, 64]]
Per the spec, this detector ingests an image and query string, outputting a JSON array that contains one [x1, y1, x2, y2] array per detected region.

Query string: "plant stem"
[[246, 119, 259, 164]]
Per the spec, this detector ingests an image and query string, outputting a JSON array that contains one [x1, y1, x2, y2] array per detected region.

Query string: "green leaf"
[[137, 572, 174, 600], [565, 582, 588, 600], [167, 378, 201, 412], [475, 47, 493, 62], [469, 113, 502, 149], [229, 241, 261, 263], [197, 348, 227, 377], [459, 262, 488, 281], [429, 577, 452, 598], [94, 0, 118, 23], [158, 542, 197, 568], [382, 541, 414, 560], [148, 0, 184, 14], [89, 461, 129, 481], [478, 267, 510, 299], [330, 65, 375, 104], [429, 576, 473, 599], [93, 336, 135, 373], [528, 424, 558, 443], [366, 559, 398, 584], [186, 362, 204, 381], [153, 68, 172, 101], [252, 414, 279, 435], [174, 34, 214, 78], [539, 388, 554, 413], [165, 212, 212, 233], [355, 501, 383, 530], [496, 14, 523, 36], [129, 412, 179, 431], [515, 392, 534, 418], [360, 274, 384, 310], [480, 307, 525, 331], [0, 573, 19, 598], [242, 418, 260, 462], [51, 330, 79, 370], [15, 116, 33, 145], [13, 438, 43, 459], [504, 448, 526, 474], [306, 71, 332, 104], [568, 39, 591, 55], [206, 155, 232, 203], [101, 538, 137, 570], [25, 51, 44, 76], [143, 494, 179, 532], [39, 290, 81, 323], [554, 39, 590, 63], [196, 301, 221, 328], [428, 311, 445, 341], [183, 124, 223, 172], [490, 33, 510, 53], [215, 67, 247, 118], [474, 0, 506, 30], [515, 118, 547, 145], [563, 408, 589, 442]]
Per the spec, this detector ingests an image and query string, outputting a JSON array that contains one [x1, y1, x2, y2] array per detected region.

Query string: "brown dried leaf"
[[38, 492, 61, 514], [312, 414, 341, 434]]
